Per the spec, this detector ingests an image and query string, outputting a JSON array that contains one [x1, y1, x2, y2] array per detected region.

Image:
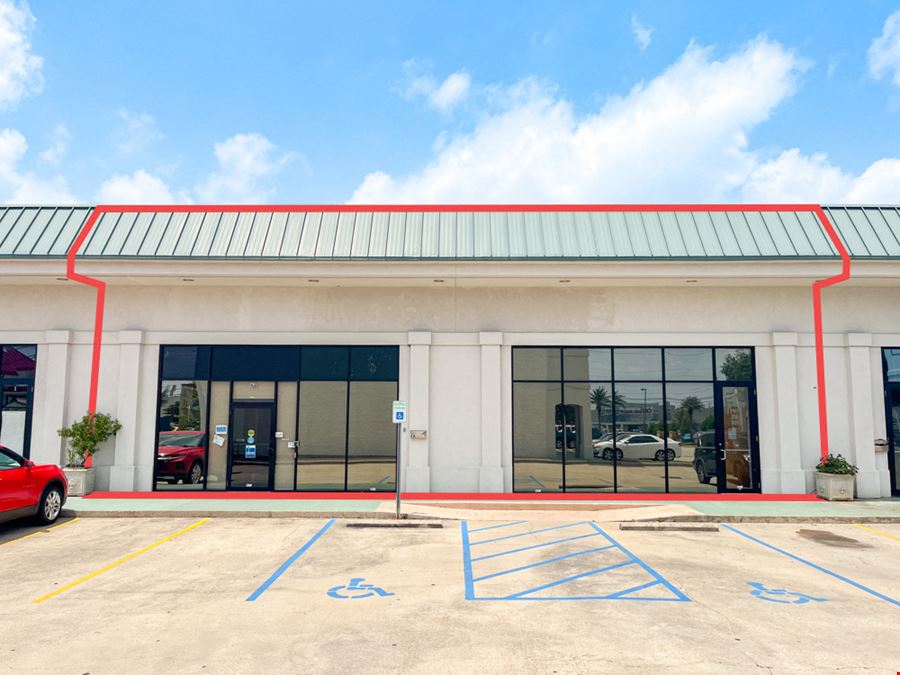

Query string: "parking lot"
[[2, 516, 899, 674]]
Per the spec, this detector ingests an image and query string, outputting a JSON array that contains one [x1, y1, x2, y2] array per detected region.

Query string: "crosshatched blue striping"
[[461, 520, 690, 602], [2, 205, 900, 260]]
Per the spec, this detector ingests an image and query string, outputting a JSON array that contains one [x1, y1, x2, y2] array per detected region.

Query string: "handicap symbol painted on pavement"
[[327, 578, 395, 600], [748, 582, 827, 604]]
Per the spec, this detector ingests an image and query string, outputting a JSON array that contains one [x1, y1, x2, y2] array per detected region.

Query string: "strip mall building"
[[1, 205, 898, 498]]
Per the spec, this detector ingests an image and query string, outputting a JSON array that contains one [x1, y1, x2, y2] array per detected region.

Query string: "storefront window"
[[512, 346, 758, 493], [0, 345, 36, 457], [155, 345, 398, 491]]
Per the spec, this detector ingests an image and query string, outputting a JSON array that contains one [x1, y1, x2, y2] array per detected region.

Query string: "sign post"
[[391, 401, 408, 519]]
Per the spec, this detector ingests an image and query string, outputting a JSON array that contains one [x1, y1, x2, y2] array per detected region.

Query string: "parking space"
[[1, 517, 899, 673]]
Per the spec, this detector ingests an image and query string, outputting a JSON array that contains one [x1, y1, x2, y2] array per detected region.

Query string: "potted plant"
[[814, 453, 858, 501], [58, 413, 122, 496]]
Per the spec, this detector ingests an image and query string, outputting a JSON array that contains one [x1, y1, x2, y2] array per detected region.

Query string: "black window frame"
[[0, 344, 37, 459]]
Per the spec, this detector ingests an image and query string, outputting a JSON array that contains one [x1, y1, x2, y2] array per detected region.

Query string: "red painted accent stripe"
[[810, 206, 852, 460], [83, 490, 821, 502]]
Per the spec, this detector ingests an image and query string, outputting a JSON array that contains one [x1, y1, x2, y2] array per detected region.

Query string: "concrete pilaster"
[[109, 330, 143, 490], [772, 332, 806, 492], [846, 333, 885, 497], [405, 331, 431, 491], [479, 332, 504, 491], [30, 330, 71, 466]]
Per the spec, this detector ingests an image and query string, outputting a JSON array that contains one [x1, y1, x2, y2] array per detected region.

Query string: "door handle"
[[720, 450, 727, 461]]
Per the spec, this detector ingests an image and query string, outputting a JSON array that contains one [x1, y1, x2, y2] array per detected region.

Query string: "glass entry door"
[[714, 383, 760, 492], [888, 386, 900, 496], [228, 401, 275, 490]]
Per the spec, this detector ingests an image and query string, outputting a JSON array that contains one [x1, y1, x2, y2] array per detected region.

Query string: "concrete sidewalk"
[[62, 495, 900, 523]]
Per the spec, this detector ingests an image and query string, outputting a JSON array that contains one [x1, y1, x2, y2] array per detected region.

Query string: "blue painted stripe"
[[471, 531, 603, 562], [505, 561, 635, 599], [473, 545, 617, 582], [588, 523, 690, 602], [460, 521, 475, 601], [604, 579, 660, 599], [473, 595, 687, 602], [246, 519, 335, 602], [471, 521, 587, 546], [468, 520, 528, 534], [723, 524, 900, 608]]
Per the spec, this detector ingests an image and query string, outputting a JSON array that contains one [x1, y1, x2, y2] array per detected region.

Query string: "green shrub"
[[58, 413, 122, 467], [815, 453, 858, 476]]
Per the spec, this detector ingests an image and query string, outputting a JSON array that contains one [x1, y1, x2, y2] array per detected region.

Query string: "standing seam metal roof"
[[1, 206, 899, 260]]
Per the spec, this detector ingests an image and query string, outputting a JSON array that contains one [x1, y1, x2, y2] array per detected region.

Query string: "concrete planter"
[[63, 467, 95, 497], [815, 472, 855, 501]]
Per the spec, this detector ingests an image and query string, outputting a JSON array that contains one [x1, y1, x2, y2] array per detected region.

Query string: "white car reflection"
[[592, 433, 681, 461]]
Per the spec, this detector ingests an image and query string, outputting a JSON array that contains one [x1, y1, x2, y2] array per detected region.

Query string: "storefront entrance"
[[713, 383, 759, 492], [228, 401, 275, 490]]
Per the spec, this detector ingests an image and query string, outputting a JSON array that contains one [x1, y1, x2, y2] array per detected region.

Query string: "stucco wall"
[[5, 282, 897, 496]]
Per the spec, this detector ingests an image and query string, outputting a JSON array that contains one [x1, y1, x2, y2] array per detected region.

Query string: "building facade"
[[1, 205, 898, 497]]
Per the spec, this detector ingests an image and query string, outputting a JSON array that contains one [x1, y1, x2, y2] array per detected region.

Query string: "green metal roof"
[[1, 206, 899, 261]]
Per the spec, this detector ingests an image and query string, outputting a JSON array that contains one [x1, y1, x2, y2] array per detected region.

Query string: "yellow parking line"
[[0, 517, 80, 549], [853, 523, 900, 542], [32, 518, 208, 604]]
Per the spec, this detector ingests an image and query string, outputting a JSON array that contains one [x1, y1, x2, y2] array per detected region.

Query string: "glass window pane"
[[161, 346, 210, 380], [884, 348, 900, 383], [563, 348, 612, 381], [614, 348, 662, 381], [664, 383, 716, 493], [301, 347, 350, 381], [563, 383, 615, 492], [350, 347, 399, 381], [716, 348, 754, 381], [1, 384, 30, 456], [613, 383, 665, 492], [211, 346, 300, 381], [664, 348, 713, 381], [274, 382, 297, 490], [2, 345, 36, 378], [347, 381, 397, 490], [155, 380, 208, 490], [513, 382, 563, 492], [298, 381, 347, 489], [204, 382, 230, 490], [0, 448, 22, 468], [513, 348, 561, 381]]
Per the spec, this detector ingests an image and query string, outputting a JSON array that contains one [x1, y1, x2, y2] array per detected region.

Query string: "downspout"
[[811, 205, 852, 460], [65, 206, 106, 468]]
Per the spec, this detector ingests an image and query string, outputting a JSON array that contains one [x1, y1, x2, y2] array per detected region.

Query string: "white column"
[[30, 330, 71, 466], [846, 333, 884, 498], [772, 332, 806, 492], [405, 331, 431, 491], [109, 330, 143, 490], [479, 332, 504, 491]]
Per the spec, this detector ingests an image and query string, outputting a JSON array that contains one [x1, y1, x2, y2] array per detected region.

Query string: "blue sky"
[[2, 1, 899, 204]]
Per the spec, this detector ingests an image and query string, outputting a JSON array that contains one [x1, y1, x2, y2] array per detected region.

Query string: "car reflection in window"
[[156, 431, 206, 485]]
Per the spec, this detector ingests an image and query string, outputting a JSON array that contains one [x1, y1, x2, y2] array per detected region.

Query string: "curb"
[[61, 509, 437, 520], [651, 515, 900, 524]]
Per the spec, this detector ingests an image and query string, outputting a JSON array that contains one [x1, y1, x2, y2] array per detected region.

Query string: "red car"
[[0, 445, 67, 525], [156, 431, 206, 485]]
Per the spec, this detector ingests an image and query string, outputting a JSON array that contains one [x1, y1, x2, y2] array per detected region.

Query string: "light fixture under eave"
[[182, 278, 195, 282], [56, 277, 67, 281], [433, 279, 445, 283], [307, 279, 320, 283], [685, 279, 698, 284], [559, 279, 572, 284]]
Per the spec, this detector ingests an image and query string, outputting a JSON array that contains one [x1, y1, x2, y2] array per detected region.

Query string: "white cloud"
[[398, 60, 471, 112], [194, 132, 293, 203], [0, 127, 77, 204], [351, 38, 811, 203], [868, 10, 900, 86], [0, 0, 43, 107], [115, 109, 164, 154], [631, 14, 653, 51], [38, 124, 69, 166], [96, 169, 176, 204]]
